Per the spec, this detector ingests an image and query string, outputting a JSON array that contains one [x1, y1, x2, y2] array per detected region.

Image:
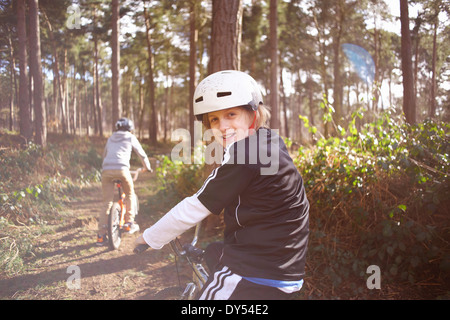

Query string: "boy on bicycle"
[[97, 117, 152, 246], [136, 70, 309, 299]]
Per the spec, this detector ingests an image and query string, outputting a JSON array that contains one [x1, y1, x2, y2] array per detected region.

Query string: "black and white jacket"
[[143, 128, 309, 281]]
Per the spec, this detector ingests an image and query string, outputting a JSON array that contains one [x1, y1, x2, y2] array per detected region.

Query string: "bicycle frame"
[[113, 169, 141, 230], [169, 222, 209, 299], [114, 181, 127, 229]]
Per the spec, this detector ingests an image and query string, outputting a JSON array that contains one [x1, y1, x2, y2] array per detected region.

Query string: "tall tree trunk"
[[17, 0, 32, 140], [63, 48, 69, 133], [296, 78, 303, 142], [189, 0, 197, 148], [210, 0, 243, 73], [413, 31, 419, 100], [137, 67, 144, 139], [373, 17, 379, 112], [280, 67, 289, 137], [72, 66, 77, 134], [332, 0, 344, 128], [164, 74, 171, 143], [93, 8, 102, 136], [429, 17, 438, 118], [400, 0, 416, 124], [269, 0, 279, 129], [42, 9, 67, 134], [144, 4, 157, 145], [7, 31, 16, 131], [111, 0, 121, 131], [29, 0, 46, 147], [92, 82, 98, 135], [84, 72, 90, 136], [312, 9, 330, 137], [411, 15, 422, 103]]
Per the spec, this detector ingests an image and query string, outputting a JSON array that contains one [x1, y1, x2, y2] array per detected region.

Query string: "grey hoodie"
[[102, 131, 151, 171]]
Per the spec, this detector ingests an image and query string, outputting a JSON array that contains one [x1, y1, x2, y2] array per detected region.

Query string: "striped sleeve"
[[196, 148, 256, 215]]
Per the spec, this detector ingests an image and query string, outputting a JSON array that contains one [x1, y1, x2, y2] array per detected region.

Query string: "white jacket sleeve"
[[143, 194, 212, 249]]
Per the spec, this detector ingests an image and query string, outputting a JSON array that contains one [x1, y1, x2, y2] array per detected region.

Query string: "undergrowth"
[[296, 107, 449, 299], [0, 134, 104, 275]]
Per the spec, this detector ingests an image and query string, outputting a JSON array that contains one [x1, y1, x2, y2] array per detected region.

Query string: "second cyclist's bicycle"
[[108, 168, 142, 250]]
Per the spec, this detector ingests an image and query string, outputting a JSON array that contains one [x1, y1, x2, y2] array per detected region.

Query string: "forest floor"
[[0, 170, 191, 300]]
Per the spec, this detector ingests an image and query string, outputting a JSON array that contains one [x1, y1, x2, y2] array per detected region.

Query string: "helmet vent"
[[217, 91, 232, 98], [195, 96, 203, 103]]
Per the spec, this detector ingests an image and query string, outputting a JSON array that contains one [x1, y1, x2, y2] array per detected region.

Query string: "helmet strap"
[[249, 111, 257, 130]]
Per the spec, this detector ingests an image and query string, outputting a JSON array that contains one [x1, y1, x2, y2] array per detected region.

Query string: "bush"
[[296, 110, 449, 298], [155, 155, 209, 199]]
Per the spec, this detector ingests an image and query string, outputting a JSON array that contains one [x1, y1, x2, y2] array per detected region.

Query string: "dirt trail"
[[0, 172, 186, 300]]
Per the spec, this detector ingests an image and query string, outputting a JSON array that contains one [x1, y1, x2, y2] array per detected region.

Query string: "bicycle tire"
[[134, 194, 139, 216], [153, 286, 184, 300], [108, 203, 122, 250]]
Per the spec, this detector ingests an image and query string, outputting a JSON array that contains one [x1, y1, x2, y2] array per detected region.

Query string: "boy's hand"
[[134, 234, 150, 254], [135, 234, 147, 245]]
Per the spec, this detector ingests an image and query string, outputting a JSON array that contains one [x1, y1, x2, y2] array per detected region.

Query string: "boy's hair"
[[202, 104, 271, 130]]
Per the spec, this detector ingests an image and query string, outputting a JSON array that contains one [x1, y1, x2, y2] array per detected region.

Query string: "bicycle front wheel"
[[134, 194, 139, 216], [108, 203, 122, 250]]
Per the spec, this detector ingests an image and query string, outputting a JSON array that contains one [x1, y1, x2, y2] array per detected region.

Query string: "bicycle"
[[108, 168, 143, 250], [134, 222, 209, 300]]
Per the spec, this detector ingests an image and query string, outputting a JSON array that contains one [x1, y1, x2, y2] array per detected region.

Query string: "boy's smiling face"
[[207, 107, 253, 148]]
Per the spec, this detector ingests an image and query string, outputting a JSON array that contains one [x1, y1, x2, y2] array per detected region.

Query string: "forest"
[[0, 0, 449, 300], [0, 0, 449, 144]]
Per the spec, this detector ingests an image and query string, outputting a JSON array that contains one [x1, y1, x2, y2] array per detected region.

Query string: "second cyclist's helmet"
[[115, 117, 134, 132], [193, 70, 264, 121]]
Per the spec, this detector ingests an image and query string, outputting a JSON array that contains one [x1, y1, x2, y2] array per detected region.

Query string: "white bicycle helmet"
[[193, 70, 263, 121], [115, 117, 135, 131]]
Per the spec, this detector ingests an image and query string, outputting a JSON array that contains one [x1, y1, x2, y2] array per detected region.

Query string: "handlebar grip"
[[134, 243, 149, 254], [183, 244, 204, 262]]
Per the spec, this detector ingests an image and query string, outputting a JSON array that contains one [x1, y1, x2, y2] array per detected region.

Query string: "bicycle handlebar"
[[130, 168, 143, 181]]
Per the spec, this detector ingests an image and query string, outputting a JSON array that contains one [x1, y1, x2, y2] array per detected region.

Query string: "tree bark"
[[189, 0, 197, 148], [332, 0, 344, 127], [144, 4, 157, 145], [269, 0, 279, 129], [42, 10, 67, 134], [93, 7, 102, 135], [29, 0, 47, 147], [429, 17, 438, 118], [17, 0, 32, 140], [280, 67, 289, 137], [400, 0, 416, 124], [7, 30, 16, 131], [210, 0, 243, 73], [94, 34, 103, 136], [111, 0, 121, 131]]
